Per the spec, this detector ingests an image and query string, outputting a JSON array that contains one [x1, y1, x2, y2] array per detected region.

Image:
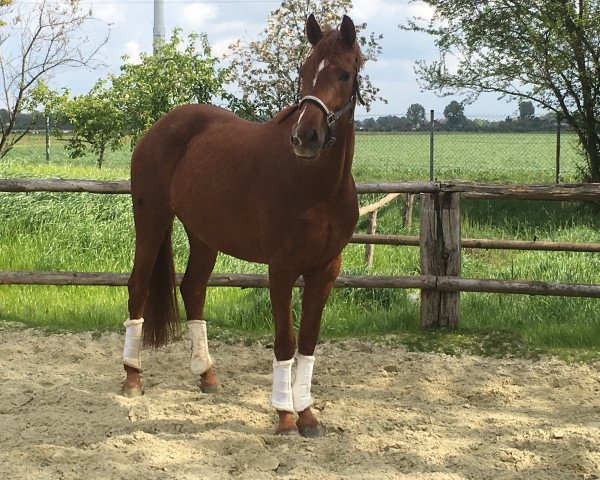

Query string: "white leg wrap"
[[292, 353, 315, 412], [271, 358, 295, 412], [188, 320, 214, 375], [123, 318, 144, 370]]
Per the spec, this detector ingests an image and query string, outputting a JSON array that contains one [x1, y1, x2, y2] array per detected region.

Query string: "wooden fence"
[[1, 178, 599, 328]]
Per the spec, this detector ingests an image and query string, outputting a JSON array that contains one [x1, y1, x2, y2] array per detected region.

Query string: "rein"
[[298, 78, 364, 150]]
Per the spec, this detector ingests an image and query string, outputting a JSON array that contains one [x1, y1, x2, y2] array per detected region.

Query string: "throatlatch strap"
[[123, 318, 144, 370], [292, 353, 315, 412], [188, 320, 214, 375], [271, 358, 295, 413]]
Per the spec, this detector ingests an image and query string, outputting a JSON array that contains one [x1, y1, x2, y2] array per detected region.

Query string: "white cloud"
[[93, 4, 125, 24], [406, 2, 435, 21], [123, 40, 142, 64], [212, 37, 238, 58], [180, 4, 219, 30], [351, 0, 433, 23], [351, 0, 404, 22]]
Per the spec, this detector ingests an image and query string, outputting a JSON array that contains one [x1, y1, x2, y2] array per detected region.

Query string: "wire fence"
[[353, 112, 582, 184]]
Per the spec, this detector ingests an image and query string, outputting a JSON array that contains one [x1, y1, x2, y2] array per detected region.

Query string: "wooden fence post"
[[419, 192, 461, 328], [402, 193, 415, 229], [364, 209, 378, 269]]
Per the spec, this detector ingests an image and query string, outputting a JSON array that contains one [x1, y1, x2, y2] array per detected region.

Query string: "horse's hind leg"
[[122, 204, 175, 397], [180, 231, 221, 393], [294, 255, 342, 437]]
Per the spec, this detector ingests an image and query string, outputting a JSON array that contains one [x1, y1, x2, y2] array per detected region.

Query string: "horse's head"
[[291, 14, 363, 159]]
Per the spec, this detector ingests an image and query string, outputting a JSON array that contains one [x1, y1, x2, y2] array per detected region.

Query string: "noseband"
[[298, 78, 364, 150]]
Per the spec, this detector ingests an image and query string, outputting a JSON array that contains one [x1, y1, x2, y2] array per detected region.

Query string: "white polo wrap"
[[122, 318, 144, 370], [188, 320, 214, 375], [292, 353, 315, 412], [271, 358, 295, 412]]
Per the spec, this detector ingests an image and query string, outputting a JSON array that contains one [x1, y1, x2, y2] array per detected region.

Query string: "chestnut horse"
[[121, 14, 363, 437]]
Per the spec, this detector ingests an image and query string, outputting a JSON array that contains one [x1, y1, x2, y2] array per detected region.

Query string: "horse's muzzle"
[[290, 124, 323, 159]]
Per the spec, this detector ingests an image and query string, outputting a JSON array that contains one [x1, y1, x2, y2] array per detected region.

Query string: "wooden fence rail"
[[2, 271, 599, 299], [2, 178, 600, 200], [1, 178, 599, 329]]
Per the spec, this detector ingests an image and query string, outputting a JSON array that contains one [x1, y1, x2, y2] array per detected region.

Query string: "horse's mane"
[[271, 104, 299, 124], [306, 27, 365, 72]]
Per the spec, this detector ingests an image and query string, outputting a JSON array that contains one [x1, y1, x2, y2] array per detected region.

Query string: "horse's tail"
[[143, 224, 180, 348]]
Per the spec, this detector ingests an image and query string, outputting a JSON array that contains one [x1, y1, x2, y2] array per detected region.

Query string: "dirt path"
[[1, 324, 600, 479]]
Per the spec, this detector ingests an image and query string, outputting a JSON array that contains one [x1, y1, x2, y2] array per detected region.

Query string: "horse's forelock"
[[306, 28, 364, 72]]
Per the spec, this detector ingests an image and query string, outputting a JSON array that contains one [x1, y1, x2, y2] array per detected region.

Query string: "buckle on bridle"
[[326, 112, 336, 129], [297, 78, 361, 150]]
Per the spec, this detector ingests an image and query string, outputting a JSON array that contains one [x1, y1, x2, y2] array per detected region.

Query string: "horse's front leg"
[[295, 255, 341, 437], [268, 265, 300, 435]]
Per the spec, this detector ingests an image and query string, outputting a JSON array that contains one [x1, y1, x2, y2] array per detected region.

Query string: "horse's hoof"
[[276, 428, 300, 436], [121, 386, 144, 397], [298, 424, 325, 438], [200, 382, 222, 394]]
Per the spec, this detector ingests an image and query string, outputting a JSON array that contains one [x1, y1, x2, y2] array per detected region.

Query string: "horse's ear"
[[306, 14, 322, 45], [340, 15, 356, 46]]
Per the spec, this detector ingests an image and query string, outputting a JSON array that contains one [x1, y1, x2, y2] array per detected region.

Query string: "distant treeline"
[[4, 105, 562, 135], [356, 114, 561, 133], [1, 109, 72, 132], [356, 101, 564, 133]]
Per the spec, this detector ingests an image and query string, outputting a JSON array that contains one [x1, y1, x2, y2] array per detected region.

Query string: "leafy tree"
[[60, 29, 234, 166], [361, 117, 377, 131], [406, 103, 426, 129], [518, 101, 535, 121], [111, 29, 232, 145], [376, 115, 409, 132], [0, 0, 11, 26], [228, 0, 385, 119], [443, 101, 467, 131], [403, 0, 600, 181], [59, 82, 123, 168], [0, 0, 107, 158]]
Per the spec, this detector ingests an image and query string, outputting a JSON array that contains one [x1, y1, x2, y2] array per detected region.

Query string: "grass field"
[[1, 133, 599, 360]]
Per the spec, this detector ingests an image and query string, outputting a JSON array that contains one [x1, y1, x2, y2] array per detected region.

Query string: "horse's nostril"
[[310, 129, 319, 143], [290, 134, 299, 147]]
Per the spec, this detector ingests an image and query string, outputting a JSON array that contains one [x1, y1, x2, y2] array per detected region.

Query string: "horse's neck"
[[299, 122, 355, 202]]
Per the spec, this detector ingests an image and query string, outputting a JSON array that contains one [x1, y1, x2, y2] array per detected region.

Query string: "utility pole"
[[153, 0, 165, 54]]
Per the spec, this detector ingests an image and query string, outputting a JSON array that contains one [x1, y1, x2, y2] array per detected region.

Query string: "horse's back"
[[131, 104, 251, 173]]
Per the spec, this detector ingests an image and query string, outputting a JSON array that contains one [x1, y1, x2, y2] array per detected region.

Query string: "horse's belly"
[[175, 198, 268, 263], [170, 154, 268, 263]]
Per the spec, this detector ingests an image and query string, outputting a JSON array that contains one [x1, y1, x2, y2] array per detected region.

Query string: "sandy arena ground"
[[1, 323, 600, 480]]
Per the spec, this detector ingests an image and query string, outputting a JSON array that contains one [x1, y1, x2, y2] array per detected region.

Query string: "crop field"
[[1, 133, 599, 359]]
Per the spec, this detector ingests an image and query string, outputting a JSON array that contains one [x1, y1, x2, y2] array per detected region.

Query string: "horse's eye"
[[339, 71, 351, 81]]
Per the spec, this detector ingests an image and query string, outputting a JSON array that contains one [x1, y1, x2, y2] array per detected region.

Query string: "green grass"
[[353, 131, 583, 183], [1, 133, 599, 361]]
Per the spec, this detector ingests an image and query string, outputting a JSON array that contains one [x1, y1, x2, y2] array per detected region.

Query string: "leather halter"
[[298, 78, 363, 150]]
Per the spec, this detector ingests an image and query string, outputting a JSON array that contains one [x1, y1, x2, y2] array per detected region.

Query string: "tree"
[[376, 115, 403, 132], [443, 101, 467, 131], [228, 0, 385, 119], [111, 29, 232, 145], [361, 117, 377, 131], [0, 0, 12, 26], [518, 101, 535, 121], [406, 103, 426, 129], [58, 82, 123, 168], [403, 0, 600, 181], [0, 0, 108, 158], [60, 29, 233, 166]]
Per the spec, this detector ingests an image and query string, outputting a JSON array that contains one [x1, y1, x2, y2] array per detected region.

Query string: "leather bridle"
[[298, 77, 364, 150]]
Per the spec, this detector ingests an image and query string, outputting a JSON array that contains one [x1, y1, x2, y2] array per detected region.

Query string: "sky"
[[43, 0, 522, 120]]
